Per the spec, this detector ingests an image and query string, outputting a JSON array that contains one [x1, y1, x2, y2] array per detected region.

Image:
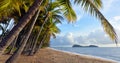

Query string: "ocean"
[[52, 47, 120, 62]]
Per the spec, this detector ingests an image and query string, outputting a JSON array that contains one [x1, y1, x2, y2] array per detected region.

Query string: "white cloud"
[[50, 32, 76, 46], [87, 30, 113, 44], [65, 32, 75, 44], [51, 29, 117, 47]]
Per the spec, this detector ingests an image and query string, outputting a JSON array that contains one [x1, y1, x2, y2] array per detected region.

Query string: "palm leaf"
[[74, 0, 117, 44], [92, 0, 103, 9], [57, 0, 77, 22]]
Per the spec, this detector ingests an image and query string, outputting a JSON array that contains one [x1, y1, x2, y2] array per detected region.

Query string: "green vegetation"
[[0, 0, 117, 63]]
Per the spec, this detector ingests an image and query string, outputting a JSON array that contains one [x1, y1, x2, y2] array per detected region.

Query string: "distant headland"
[[72, 44, 98, 47]]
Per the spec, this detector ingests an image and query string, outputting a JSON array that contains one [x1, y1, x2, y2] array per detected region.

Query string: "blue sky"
[[50, 0, 120, 47]]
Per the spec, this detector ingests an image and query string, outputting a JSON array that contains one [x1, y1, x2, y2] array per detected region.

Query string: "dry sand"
[[0, 48, 118, 63]]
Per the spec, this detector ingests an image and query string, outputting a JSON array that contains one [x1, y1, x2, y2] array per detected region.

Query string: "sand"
[[0, 48, 118, 63]]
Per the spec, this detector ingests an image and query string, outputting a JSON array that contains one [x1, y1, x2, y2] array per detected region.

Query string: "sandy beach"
[[0, 48, 117, 63]]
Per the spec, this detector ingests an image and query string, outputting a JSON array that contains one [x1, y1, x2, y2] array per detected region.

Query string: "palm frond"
[[0, 0, 22, 18], [57, 0, 77, 22], [92, 0, 103, 9], [74, 0, 117, 44], [51, 2, 61, 10]]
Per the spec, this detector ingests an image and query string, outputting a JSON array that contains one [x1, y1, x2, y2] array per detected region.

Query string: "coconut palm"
[[0, 0, 44, 56], [5, 9, 40, 63], [43, 19, 61, 47], [0, 0, 76, 54], [5, 0, 61, 62], [30, 1, 63, 55], [1, 0, 76, 53]]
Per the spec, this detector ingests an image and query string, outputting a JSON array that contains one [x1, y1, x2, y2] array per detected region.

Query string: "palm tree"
[[5, 10, 40, 63], [35, 17, 61, 53], [43, 19, 61, 47], [30, 1, 63, 55], [5, 0, 51, 62], [0, 0, 44, 56]]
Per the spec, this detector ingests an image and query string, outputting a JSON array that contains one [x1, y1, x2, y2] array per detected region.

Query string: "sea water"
[[52, 47, 120, 62]]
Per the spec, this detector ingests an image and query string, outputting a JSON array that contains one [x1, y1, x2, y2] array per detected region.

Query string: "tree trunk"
[[23, 34, 36, 55], [5, 10, 40, 63], [30, 13, 49, 55], [6, 36, 18, 54], [9, 36, 18, 54], [35, 33, 47, 54], [0, 0, 43, 56]]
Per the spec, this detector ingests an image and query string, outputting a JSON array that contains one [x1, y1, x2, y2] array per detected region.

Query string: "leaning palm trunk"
[[30, 13, 49, 55], [5, 10, 40, 63], [23, 34, 36, 55], [0, 0, 43, 56], [35, 33, 47, 54], [39, 35, 47, 49], [6, 36, 18, 54], [9, 36, 18, 54]]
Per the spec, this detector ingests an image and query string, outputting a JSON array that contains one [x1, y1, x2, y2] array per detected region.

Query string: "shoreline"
[[50, 47, 118, 63], [0, 47, 118, 63]]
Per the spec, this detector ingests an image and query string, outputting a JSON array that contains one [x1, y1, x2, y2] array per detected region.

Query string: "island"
[[72, 44, 98, 47], [89, 45, 98, 47], [72, 44, 83, 47]]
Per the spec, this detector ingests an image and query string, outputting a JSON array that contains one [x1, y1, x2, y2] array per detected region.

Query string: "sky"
[[50, 0, 120, 47]]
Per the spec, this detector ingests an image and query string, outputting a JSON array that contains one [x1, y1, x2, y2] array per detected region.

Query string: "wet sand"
[[0, 48, 117, 63]]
